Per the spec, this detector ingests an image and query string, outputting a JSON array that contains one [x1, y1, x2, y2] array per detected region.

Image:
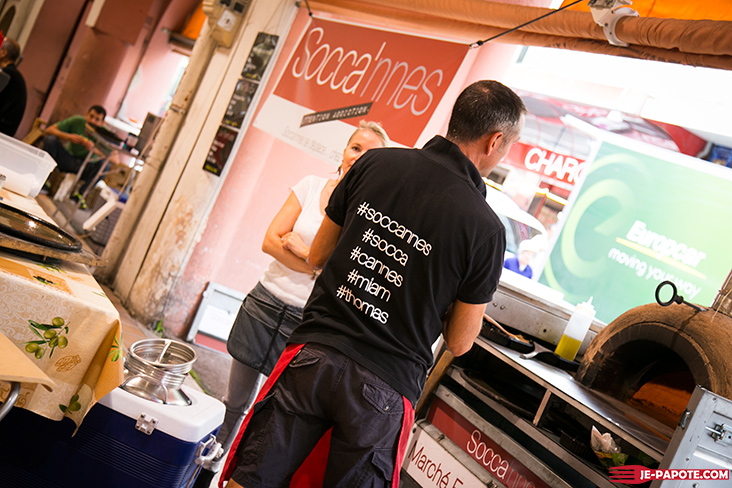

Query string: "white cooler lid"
[[97, 386, 225, 442]]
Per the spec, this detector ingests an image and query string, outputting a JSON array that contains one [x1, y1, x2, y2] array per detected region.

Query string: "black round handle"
[[655, 280, 683, 307]]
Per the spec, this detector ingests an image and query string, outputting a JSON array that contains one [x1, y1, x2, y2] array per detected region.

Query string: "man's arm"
[[442, 299, 485, 356], [306, 215, 342, 270], [44, 123, 93, 149]]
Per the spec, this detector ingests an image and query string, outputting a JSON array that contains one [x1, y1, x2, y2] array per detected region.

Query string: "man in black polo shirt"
[[223, 80, 526, 488]]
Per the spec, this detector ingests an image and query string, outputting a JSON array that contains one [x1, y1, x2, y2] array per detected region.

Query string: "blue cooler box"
[[0, 385, 225, 488]]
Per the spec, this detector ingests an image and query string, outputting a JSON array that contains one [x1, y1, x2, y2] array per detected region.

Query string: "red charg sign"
[[505, 142, 587, 189], [272, 18, 468, 147], [427, 397, 552, 488]]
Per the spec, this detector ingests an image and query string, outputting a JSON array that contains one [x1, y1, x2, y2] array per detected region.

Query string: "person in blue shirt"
[[504, 238, 537, 278]]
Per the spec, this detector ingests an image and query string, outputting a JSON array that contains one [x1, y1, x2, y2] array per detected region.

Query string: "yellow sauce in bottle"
[[554, 335, 582, 361]]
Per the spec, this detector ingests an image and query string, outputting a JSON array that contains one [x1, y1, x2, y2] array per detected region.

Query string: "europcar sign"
[[541, 139, 732, 323], [255, 18, 468, 163]]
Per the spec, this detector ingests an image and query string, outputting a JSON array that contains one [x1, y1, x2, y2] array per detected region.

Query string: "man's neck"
[[454, 140, 487, 176]]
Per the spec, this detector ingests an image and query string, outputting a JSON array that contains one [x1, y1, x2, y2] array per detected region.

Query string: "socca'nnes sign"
[[254, 18, 468, 163]]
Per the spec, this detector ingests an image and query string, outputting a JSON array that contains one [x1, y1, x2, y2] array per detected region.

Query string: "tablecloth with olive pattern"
[[0, 190, 124, 428]]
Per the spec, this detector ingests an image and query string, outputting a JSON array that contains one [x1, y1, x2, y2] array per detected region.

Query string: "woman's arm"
[[261, 191, 315, 275], [281, 231, 309, 259]]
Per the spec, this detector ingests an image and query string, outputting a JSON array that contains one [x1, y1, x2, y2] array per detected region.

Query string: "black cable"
[[302, 0, 314, 17], [471, 0, 585, 48]]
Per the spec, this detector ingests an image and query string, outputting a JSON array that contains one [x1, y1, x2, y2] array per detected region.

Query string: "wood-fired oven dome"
[[576, 303, 732, 427]]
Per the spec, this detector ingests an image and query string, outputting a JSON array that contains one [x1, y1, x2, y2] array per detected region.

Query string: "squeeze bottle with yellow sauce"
[[555, 297, 595, 362]]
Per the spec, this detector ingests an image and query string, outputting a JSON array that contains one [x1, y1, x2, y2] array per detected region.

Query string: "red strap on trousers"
[[219, 343, 415, 487]]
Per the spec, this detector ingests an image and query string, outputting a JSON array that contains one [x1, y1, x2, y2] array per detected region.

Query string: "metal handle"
[[655, 280, 705, 312], [0, 382, 21, 422], [120, 374, 171, 404], [183, 434, 224, 487]]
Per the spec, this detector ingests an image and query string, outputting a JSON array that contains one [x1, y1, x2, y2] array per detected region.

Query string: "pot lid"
[[0, 202, 81, 252]]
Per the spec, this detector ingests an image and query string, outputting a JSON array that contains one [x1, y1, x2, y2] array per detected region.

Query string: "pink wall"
[[36, 2, 90, 126], [41, 0, 156, 126], [47, 29, 129, 123], [14, 0, 86, 137], [115, 0, 200, 124], [15, 0, 197, 137], [104, 0, 170, 121]]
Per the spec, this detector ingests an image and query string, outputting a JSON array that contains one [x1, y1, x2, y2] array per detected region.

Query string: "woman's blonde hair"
[[353, 120, 390, 147], [338, 121, 390, 174]]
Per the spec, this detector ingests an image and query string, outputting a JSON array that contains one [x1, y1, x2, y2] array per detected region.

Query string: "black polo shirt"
[[291, 135, 506, 404], [0, 64, 27, 137]]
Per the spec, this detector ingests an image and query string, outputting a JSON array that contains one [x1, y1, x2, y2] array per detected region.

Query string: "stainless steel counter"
[[402, 337, 671, 487], [469, 336, 671, 459]]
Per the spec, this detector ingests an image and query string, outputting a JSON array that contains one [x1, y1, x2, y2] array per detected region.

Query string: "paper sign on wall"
[[203, 125, 238, 176], [205, 33, 278, 175]]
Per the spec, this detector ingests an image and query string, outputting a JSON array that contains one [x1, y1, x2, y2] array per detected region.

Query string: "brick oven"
[[577, 272, 732, 429], [400, 271, 732, 488]]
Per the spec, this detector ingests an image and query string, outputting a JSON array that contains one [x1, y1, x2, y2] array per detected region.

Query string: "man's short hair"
[[446, 80, 526, 145], [1, 38, 21, 64], [89, 105, 107, 118]]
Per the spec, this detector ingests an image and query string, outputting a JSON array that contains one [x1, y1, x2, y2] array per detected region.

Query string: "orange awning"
[[180, 2, 206, 40], [308, 1, 732, 70], [560, 0, 732, 22]]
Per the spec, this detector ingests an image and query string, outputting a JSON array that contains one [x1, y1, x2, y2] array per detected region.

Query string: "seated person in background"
[[42, 105, 113, 198], [0, 37, 27, 137], [504, 238, 537, 278]]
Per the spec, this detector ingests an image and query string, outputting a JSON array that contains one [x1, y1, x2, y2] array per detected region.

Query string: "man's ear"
[[485, 131, 504, 156]]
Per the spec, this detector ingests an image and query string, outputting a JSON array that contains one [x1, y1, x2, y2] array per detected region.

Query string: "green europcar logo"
[[541, 142, 729, 323]]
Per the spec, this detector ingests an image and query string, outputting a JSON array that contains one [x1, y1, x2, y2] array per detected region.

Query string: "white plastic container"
[[97, 385, 224, 443], [555, 297, 596, 361], [0, 131, 57, 197]]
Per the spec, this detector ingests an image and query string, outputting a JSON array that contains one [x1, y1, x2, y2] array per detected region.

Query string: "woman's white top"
[[260, 175, 329, 308]]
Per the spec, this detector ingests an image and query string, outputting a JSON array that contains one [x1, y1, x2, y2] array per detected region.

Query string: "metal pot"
[[121, 338, 197, 406]]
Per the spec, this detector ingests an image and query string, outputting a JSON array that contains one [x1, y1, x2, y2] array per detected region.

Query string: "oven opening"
[[628, 370, 694, 429], [584, 340, 694, 429]]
